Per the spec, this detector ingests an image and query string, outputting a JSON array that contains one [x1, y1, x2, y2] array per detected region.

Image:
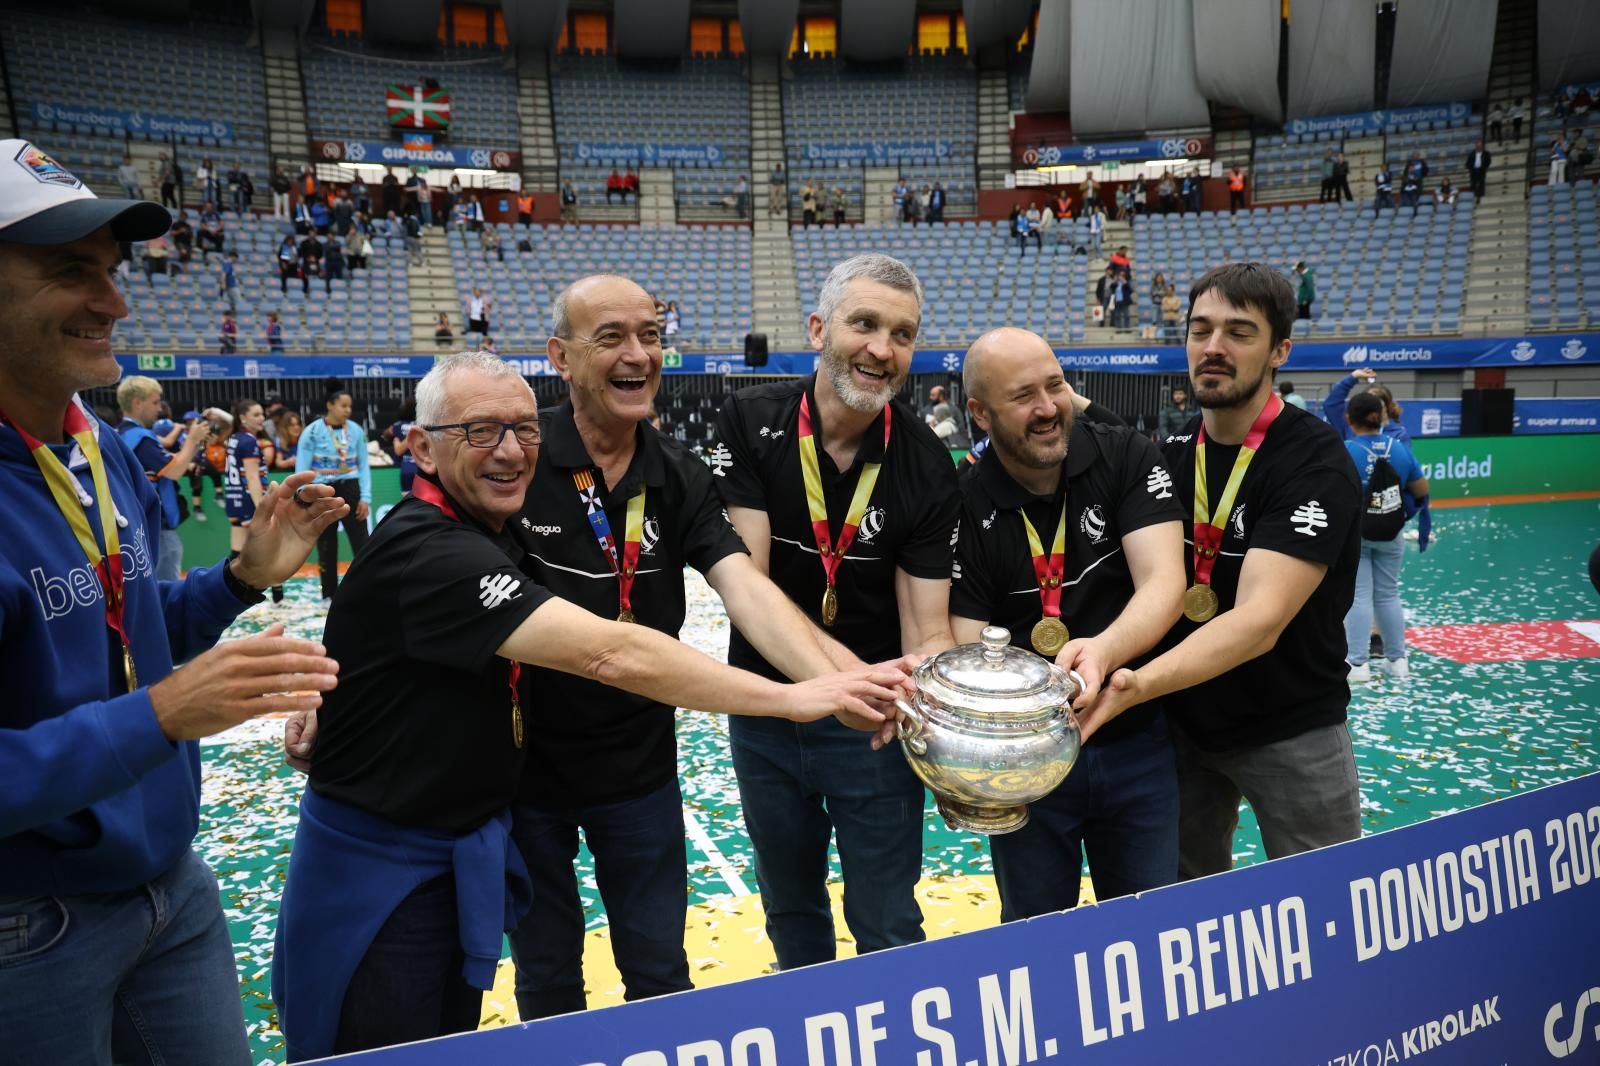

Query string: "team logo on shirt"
[[641, 516, 661, 555], [758, 425, 786, 440], [950, 522, 960, 549], [1079, 504, 1108, 545], [1230, 505, 1247, 540], [857, 506, 887, 544], [981, 509, 997, 530], [709, 443, 733, 477], [478, 573, 523, 609], [1290, 501, 1329, 536], [1146, 465, 1174, 499]]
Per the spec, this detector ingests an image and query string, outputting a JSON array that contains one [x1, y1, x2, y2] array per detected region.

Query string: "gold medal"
[[1030, 616, 1069, 657], [1183, 583, 1220, 623], [122, 644, 137, 691], [821, 585, 839, 627], [511, 698, 524, 748], [617, 608, 635, 624]]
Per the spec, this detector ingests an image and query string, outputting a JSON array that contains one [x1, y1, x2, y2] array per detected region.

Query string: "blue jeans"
[[0, 849, 249, 1066], [1344, 536, 1407, 665], [157, 527, 183, 582], [991, 714, 1178, 921], [729, 715, 925, 970], [507, 778, 691, 1020], [332, 875, 481, 1056]]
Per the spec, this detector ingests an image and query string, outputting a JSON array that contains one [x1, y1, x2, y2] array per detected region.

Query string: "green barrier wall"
[[1409, 434, 1600, 499]]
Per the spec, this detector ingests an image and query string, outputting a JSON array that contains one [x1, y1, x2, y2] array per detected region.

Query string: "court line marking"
[[1429, 490, 1600, 509], [683, 804, 753, 897], [1567, 621, 1600, 646]]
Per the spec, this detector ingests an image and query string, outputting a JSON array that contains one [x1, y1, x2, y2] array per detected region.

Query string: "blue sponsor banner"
[[1024, 136, 1211, 167], [311, 772, 1600, 1064], [32, 101, 233, 143], [802, 140, 953, 164], [1285, 100, 1472, 138], [570, 142, 727, 164], [321, 141, 519, 171], [1402, 397, 1600, 438]]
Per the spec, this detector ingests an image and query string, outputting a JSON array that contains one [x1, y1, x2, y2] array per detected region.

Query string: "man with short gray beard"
[[711, 253, 960, 971]]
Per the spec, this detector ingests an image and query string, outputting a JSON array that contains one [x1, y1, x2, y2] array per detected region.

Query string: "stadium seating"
[[1, 9, 270, 191], [119, 213, 411, 352], [301, 33, 520, 147], [1252, 131, 1381, 194], [1528, 179, 1598, 330], [1140, 199, 1473, 337], [448, 223, 753, 351], [792, 221, 1091, 347], [550, 55, 750, 167]]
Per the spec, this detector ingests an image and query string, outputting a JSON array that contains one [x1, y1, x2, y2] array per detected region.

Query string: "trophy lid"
[[916, 626, 1078, 721]]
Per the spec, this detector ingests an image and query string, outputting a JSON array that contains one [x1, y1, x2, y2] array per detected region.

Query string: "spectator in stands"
[[1149, 271, 1167, 313], [909, 186, 927, 226], [342, 226, 368, 273], [1486, 102, 1504, 144], [606, 169, 626, 203], [435, 312, 454, 348], [1571, 129, 1593, 181], [406, 170, 432, 226], [1014, 205, 1036, 257], [310, 197, 332, 236], [323, 239, 346, 294], [403, 211, 424, 266], [664, 301, 680, 339], [831, 185, 847, 225], [517, 190, 534, 226], [929, 182, 946, 224], [218, 250, 240, 313], [196, 201, 225, 260], [169, 210, 193, 264], [158, 150, 180, 208], [1109, 245, 1132, 275], [333, 190, 355, 237], [1434, 178, 1458, 206], [445, 174, 461, 225], [1574, 86, 1593, 115], [196, 157, 220, 209], [267, 311, 284, 353], [1374, 161, 1394, 215], [1400, 163, 1423, 216], [560, 179, 578, 223], [1089, 205, 1105, 254], [1341, 391, 1429, 686], [1278, 381, 1307, 410], [1124, 183, 1141, 219], [1081, 175, 1099, 215], [1512, 99, 1529, 141], [801, 181, 818, 228], [467, 286, 491, 344], [1096, 265, 1117, 322], [141, 234, 171, 281], [1318, 150, 1336, 202], [1227, 165, 1246, 212], [1110, 273, 1133, 328], [277, 233, 301, 294], [300, 165, 321, 207], [1157, 383, 1192, 438], [1038, 201, 1056, 246], [1054, 189, 1073, 220], [768, 162, 786, 216], [292, 197, 314, 235], [118, 153, 142, 200], [733, 174, 749, 218], [268, 165, 291, 220], [482, 225, 504, 262], [381, 168, 400, 216], [1006, 202, 1021, 238], [1293, 261, 1315, 319], [350, 174, 369, 216], [227, 160, 252, 216], [1549, 133, 1570, 184], [481, 336, 498, 354], [1157, 172, 1179, 214], [465, 193, 485, 232], [1467, 140, 1491, 199], [1333, 152, 1353, 202], [219, 309, 238, 354], [1554, 88, 1573, 118], [298, 231, 323, 289], [623, 168, 639, 202], [1184, 170, 1202, 213], [892, 177, 909, 220], [1161, 285, 1182, 342]]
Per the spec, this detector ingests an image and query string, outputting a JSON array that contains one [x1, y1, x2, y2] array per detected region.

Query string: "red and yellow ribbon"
[[1020, 496, 1068, 620], [1192, 393, 1284, 588], [797, 393, 890, 612]]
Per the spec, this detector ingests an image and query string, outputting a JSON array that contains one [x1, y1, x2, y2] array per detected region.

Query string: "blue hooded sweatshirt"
[[1, 397, 249, 897]]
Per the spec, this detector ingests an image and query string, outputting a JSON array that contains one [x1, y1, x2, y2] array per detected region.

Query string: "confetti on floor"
[[195, 498, 1600, 1063]]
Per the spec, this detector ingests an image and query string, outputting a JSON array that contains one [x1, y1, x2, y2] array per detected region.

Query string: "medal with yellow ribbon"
[[573, 469, 646, 623], [2, 401, 137, 692], [798, 393, 890, 627], [1188, 393, 1284, 622], [1019, 496, 1070, 656]]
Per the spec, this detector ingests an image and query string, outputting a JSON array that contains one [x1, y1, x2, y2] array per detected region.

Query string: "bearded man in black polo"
[[951, 328, 1186, 919]]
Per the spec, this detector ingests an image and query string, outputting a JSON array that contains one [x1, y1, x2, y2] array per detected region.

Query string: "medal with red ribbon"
[[1, 401, 136, 692], [1186, 393, 1285, 622], [1019, 496, 1070, 656], [413, 476, 523, 747], [797, 393, 889, 627]]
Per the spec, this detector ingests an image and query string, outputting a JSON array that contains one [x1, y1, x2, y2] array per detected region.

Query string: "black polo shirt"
[[712, 375, 960, 678], [517, 403, 748, 807], [310, 475, 553, 834], [1158, 402, 1361, 752], [951, 419, 1184, 742]]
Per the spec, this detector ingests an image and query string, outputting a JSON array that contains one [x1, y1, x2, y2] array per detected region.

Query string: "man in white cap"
[[0, 140, 350, 1064]]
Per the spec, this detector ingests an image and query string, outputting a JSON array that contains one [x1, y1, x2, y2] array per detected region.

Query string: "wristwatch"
[[223, 559, 269, 605]]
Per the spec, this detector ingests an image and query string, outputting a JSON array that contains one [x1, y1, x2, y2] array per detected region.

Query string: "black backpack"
[[1361, 439, 1406, 541]]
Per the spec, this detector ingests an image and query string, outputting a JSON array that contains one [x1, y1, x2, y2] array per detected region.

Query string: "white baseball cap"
[[0, 139, 170, 245]]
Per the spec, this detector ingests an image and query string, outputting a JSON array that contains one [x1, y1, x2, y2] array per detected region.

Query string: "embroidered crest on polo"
[[640, 516, 661, 554], [1146, 465, 1174, 499], [477, 573, 522, 609], [857, 506, 887, 543], [1079, 504, 1108, 544], [708, 443, 733, 477], [1291, 501, 1329, 536], [14, 142, 81, 188], [1231, 504, 1247, 539], [981, 508, 997, 530]]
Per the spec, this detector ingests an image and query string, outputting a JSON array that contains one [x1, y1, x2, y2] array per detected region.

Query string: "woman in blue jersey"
[[1322, 367, 1411, 444], [1342, 392, 1430, 685], [224, 399, 268, 560], [388, 399, 417, 495], [296, 389, 371, 603]]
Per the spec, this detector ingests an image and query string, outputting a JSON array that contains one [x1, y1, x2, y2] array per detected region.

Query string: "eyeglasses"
[[423, 420, 542, 448]]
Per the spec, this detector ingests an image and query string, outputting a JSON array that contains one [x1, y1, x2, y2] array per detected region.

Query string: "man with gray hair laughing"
[[712, 253, 962, 971]]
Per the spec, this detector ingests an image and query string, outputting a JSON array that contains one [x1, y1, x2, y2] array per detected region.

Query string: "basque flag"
[[386, 83, 451, 130]]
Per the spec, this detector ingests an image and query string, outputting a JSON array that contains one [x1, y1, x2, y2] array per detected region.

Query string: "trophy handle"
[[894, 698, 929, 756], [1066, 669, 1087, 703]]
